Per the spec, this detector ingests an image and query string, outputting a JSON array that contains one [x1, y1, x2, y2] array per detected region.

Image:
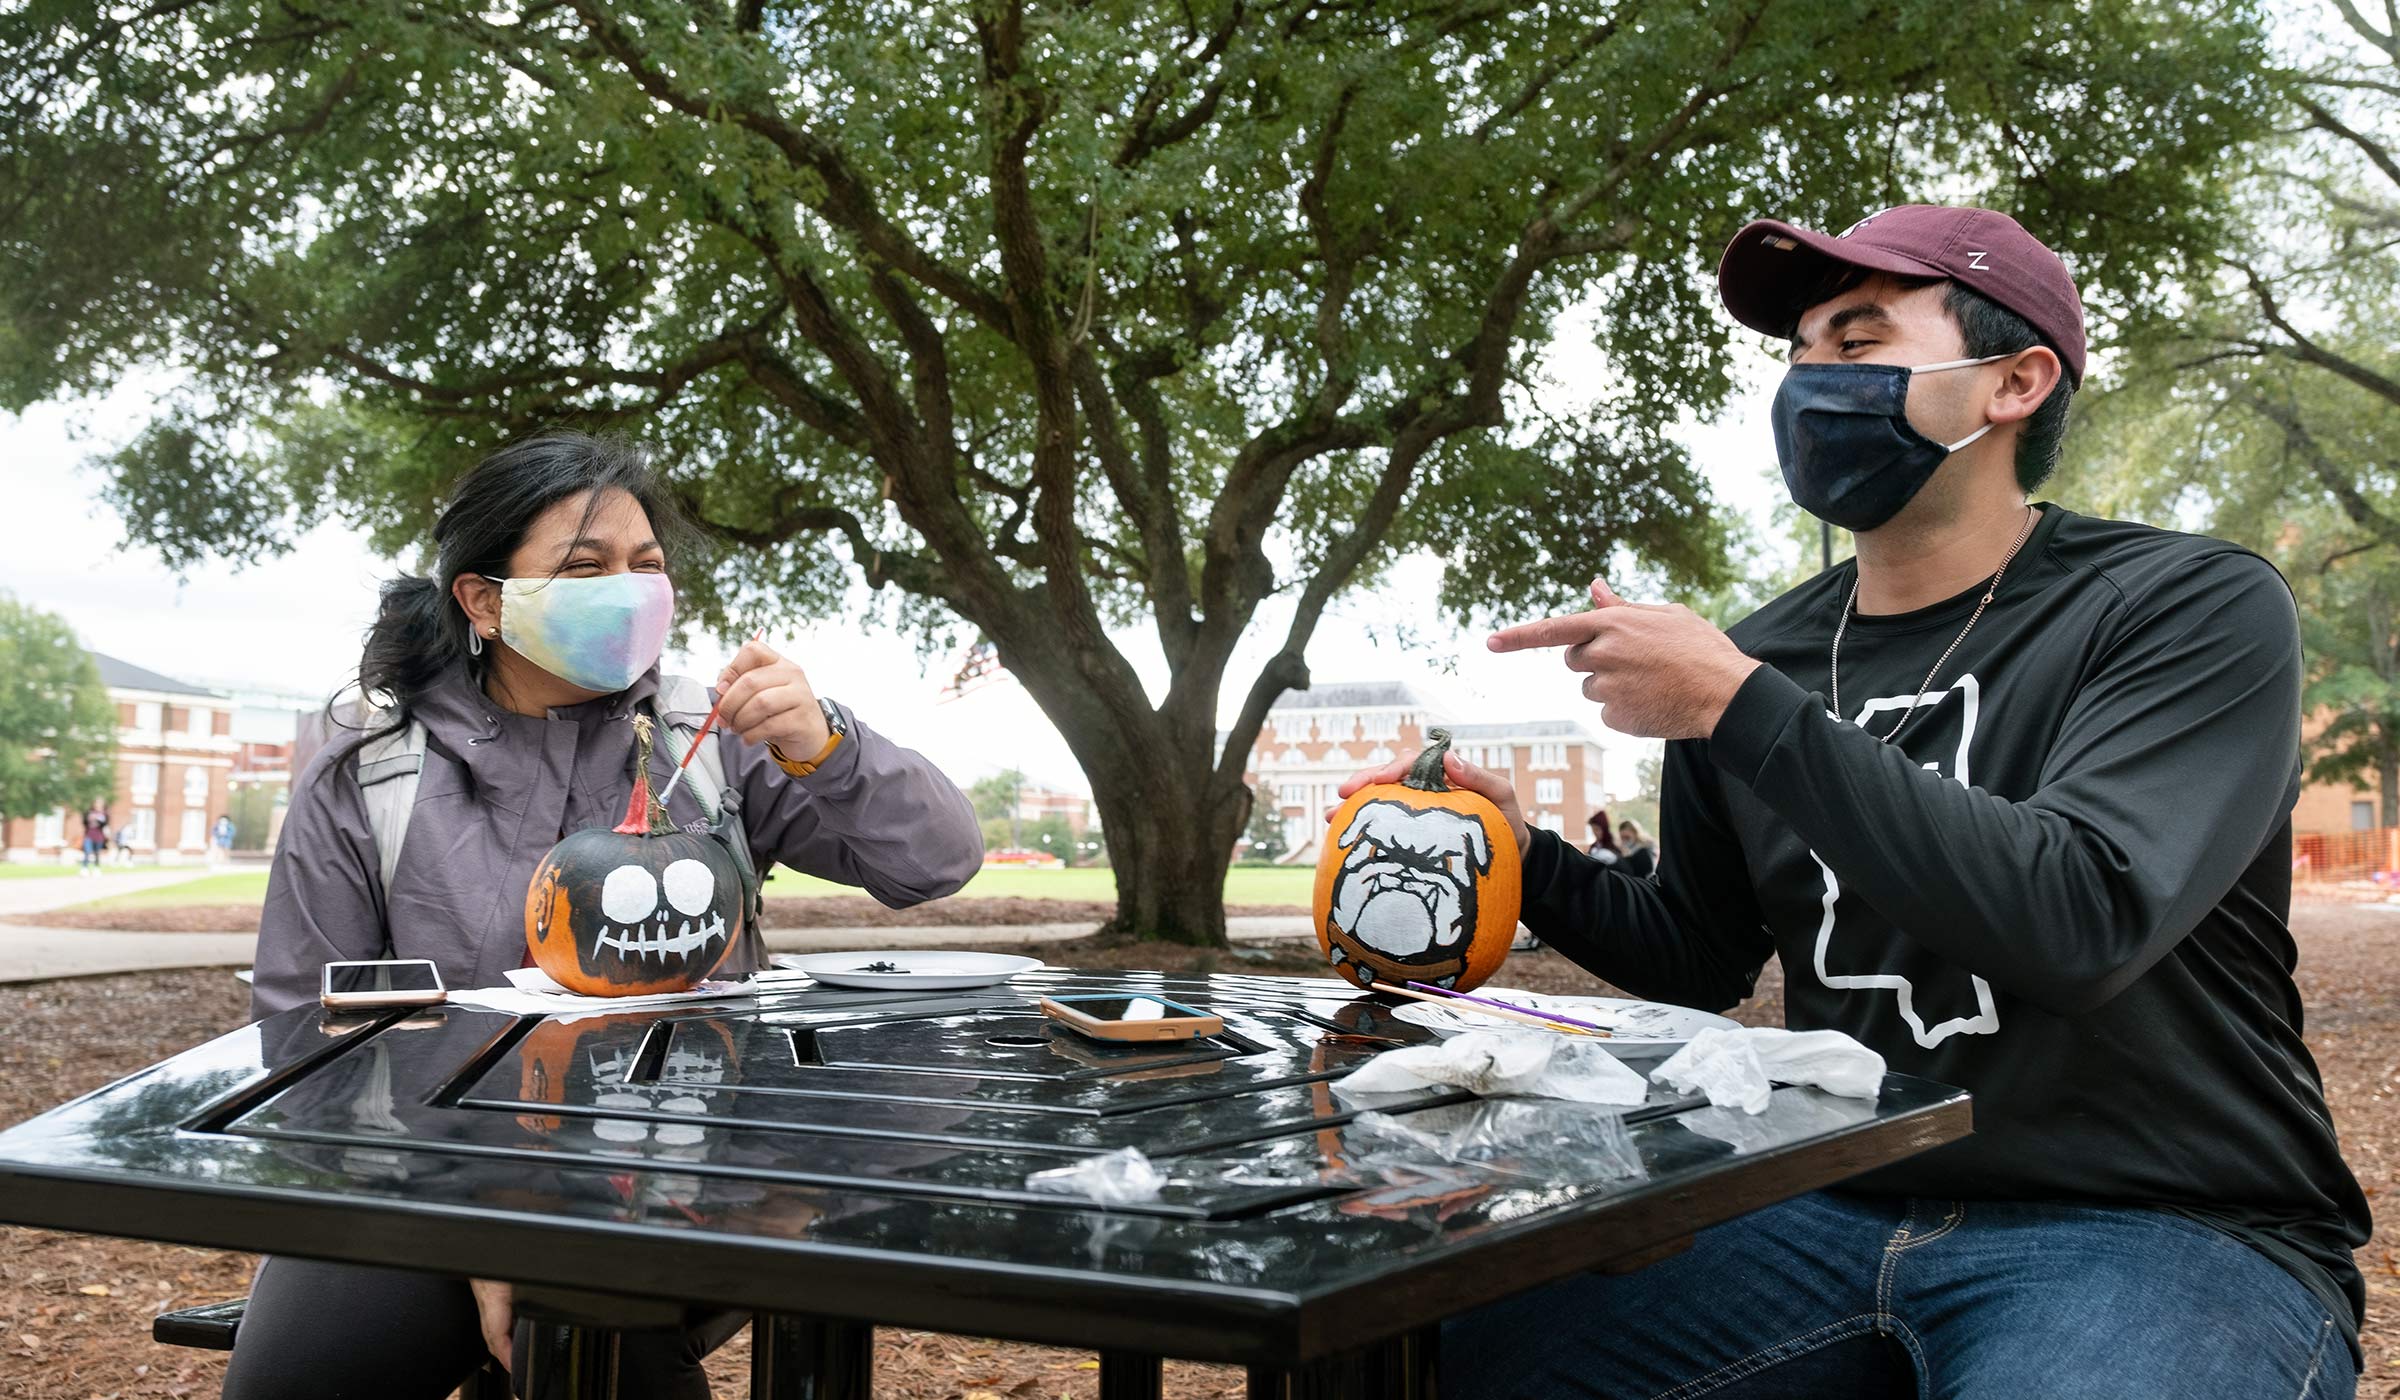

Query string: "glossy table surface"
[[0, 968, 1969, 1366]]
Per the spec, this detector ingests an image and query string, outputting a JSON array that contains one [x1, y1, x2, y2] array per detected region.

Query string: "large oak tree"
[[5, 0, 2267, 942]]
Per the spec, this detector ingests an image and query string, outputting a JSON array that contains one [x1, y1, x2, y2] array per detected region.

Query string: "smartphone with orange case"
[[1039, 993, 1223, 1042]]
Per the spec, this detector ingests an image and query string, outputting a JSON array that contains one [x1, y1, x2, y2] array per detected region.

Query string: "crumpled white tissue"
[[1651, 1027, 1885, 1115], [1334, 1030, 1647, 1106], [1024, 1146, 1167, 1205]]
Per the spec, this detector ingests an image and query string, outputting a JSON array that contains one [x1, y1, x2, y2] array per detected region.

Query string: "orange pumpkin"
[[1311, 728, 1521, 992]]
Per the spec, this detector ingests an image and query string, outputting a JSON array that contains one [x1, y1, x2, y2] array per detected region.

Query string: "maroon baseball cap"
[[1717, 204, 2086, 386]]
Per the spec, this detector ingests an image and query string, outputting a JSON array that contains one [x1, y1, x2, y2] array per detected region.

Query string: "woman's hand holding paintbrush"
[[659, 630, 831, 805]]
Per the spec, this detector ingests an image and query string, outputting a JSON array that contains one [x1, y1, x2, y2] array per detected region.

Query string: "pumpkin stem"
[[614, 714, 664, 835], [1403, 728, 1455, 792]]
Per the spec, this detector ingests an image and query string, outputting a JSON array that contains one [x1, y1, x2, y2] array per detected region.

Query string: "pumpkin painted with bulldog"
[[1312, 728, 1521, 992], [524, 715, 746, 996]]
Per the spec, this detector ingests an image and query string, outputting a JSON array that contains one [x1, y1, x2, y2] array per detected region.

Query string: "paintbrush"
[[1405, 980, 1614, 1036], [656, 627, 765, 810], [1368, 980, 1600, 1036]]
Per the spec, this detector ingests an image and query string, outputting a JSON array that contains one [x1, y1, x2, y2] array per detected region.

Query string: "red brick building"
[[3, 653, 237, 864], [1237, 680, 1620, 863]]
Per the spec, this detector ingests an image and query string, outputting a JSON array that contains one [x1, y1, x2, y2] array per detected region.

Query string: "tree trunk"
[[1080, 743, 1254, 948], [2381, 747, 2397, 829], [987, 627, 1260, 949]]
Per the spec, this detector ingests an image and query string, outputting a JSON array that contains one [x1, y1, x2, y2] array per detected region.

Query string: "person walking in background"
[[210, 813, 235, 866], [1614, 818, 1656, 879], [78, 803, 107, 875], [112, 819, 134, 865], [1584, 809, 1621, 864]]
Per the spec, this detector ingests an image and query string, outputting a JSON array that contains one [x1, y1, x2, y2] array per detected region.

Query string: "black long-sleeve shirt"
[[1521, 504, 2370, 1353]]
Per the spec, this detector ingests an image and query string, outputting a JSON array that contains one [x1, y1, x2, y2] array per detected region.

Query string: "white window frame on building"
[[183, 766, 208, 804], [32, 811, 62, 847], [132, 762, 160, 802], [134, 702, 162, 733], [1535, 778, 1563, 804], [129, 808, 157, 847], [179, 808, 204, 849]]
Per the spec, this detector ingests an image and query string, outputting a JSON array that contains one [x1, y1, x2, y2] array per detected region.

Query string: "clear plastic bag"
[[1024, 1145, 1168, 1205], [1347, 1098, 1646, 1184]]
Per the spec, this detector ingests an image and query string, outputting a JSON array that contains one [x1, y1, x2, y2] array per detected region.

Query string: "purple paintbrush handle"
[[1404, 980, 1615, 1034]]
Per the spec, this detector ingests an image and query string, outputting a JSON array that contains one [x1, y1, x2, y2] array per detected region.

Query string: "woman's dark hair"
[[1587, 809, 1621, 855], [349, 431, 697, 730]]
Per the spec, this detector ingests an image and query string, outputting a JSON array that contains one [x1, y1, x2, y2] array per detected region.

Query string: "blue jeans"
[[1442, 1191, 2355, 1400]]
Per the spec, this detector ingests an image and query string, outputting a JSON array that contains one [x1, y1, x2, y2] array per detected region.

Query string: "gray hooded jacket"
[[251, 663, 983, 1018]]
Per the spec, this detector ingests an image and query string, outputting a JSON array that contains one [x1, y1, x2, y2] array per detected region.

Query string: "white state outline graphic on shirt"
[[1806, 672, 2000, 1048]]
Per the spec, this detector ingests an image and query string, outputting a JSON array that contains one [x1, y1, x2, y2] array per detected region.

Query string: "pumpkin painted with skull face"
[[524, 716, 746, 996], [1312, 728, 1521, 992]]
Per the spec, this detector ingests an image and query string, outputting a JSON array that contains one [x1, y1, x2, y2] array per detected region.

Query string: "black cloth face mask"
[[1770, 354, 2005, 531]]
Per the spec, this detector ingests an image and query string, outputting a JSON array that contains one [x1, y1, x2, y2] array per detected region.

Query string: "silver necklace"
[[1831, 505, 2038, 744]]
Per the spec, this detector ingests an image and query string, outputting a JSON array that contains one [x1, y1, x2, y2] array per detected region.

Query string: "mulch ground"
[[1, 904, 2392, 1398]]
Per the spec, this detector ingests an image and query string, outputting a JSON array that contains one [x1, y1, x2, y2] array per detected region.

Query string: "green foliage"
[[2276, 512, 2400, 821], [1242, 780, 1287, 863], [2059, 3, 2400, 548], [967, 769, 1029, 824], [1022, 812, 1080, 865], [3, 1, 2274, 624], [0, 594, 117, 821]]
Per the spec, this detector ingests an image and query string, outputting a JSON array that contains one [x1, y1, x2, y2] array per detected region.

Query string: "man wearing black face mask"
[[1370, 206, 2371, 1398]]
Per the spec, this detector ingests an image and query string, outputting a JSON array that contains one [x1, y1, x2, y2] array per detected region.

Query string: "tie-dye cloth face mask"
[[483, 571, 674, 694]]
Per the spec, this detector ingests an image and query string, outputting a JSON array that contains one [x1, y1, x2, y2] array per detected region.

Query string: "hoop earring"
[[468, 629, 484, 657]]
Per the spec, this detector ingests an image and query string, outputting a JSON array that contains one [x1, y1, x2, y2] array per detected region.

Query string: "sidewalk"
[[0, 914, 1319, 984]]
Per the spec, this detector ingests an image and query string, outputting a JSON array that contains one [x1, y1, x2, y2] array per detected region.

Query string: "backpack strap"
[[649, 675, 766, 977], [652, 675, 730, 822], [355, 714, 426, 953]]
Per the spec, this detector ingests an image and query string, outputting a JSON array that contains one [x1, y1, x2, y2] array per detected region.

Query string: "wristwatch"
[[770, 699, 848, 778]]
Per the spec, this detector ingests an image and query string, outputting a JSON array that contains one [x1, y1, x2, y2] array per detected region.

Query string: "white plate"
[[771, 950, 1046, 990], [1390, 990, 1738, 1054]]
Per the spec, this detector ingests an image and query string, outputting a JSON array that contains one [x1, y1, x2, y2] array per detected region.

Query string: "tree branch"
[[2238, 259, 2400, 408], [1113, 2, 1244, 168], [2244, 388, 2400, 551], [1473, 8, 1629, 142], [976, 0, 1113, 651], [2298, 92, 2400, 195], [564, 0, 1015, 335]]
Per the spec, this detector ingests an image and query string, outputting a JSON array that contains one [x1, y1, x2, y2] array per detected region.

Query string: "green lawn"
[[71, 871, 274, 909], [0, 864, 82, 879], [53, 861, 1317, 912]]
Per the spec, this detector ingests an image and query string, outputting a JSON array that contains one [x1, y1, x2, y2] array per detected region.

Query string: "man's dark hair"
[[1794, 270, 2076, 492], [1936, 281, 2074, 492]]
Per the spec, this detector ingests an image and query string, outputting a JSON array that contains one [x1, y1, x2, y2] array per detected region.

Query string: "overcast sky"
[[2, 331, 1788, 797]]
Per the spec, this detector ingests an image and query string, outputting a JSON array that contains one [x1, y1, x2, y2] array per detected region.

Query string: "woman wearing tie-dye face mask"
[[228, 431, 983, 1400]]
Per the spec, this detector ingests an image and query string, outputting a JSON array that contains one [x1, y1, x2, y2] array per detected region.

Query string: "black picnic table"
[[0, 967, 1969, 1398]]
